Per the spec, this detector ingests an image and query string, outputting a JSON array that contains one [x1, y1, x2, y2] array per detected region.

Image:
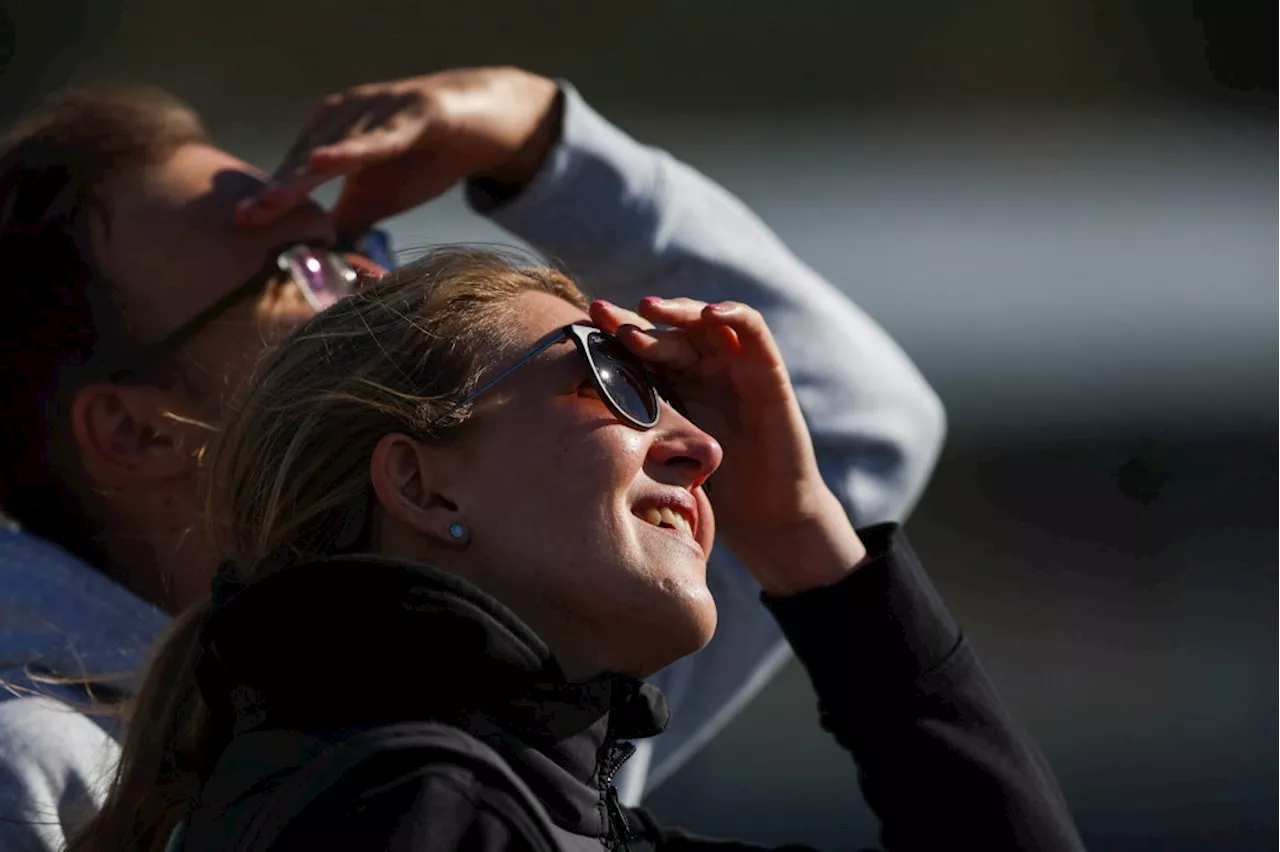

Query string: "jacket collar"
[[198, 554, 668, 838]]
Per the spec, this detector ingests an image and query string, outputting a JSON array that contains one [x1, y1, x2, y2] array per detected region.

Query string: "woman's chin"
[[674, 586, 718, 648], [627, 584, 718, 678]]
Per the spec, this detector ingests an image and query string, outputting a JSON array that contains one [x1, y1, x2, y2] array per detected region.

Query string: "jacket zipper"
[[601, 740, 638, 850]]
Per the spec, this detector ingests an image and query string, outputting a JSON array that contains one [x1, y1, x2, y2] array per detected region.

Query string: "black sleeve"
[[635, 524, 1086, 852], [272, 758, 554, 852]]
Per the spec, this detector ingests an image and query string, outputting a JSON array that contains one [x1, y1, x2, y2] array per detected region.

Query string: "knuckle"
[[670, 297, 706, 309], [728, 302, 763, 324]]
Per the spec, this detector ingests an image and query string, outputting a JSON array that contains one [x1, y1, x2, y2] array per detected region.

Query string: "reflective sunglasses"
[[104, 240, 360, 382], [461, 323, 679, 429]]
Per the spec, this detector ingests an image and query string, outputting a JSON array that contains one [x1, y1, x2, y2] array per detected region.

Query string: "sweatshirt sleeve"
[[629, 525, 1085, 851], [759, 524, 1086, 852], [0, 697, 119, 852]]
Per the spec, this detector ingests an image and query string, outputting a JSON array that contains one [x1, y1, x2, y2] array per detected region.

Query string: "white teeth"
[[658, 507, 693, 538], [636, 506, 694, 537]]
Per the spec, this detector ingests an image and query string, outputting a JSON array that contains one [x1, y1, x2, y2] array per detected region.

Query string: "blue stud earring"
[[448, 523, 467, 541]]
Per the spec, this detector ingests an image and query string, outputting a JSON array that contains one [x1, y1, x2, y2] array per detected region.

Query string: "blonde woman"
[[73, 249, 1083, 852]]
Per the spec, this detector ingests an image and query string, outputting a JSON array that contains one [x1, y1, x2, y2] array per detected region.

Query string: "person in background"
[[70, 248, 1083, 851], [0, 67, 945, 850]]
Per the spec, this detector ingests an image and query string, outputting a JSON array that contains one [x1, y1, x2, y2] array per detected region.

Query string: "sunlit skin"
[[64, 66, 865, 626], [368, 291, 723, 680], [366, 283, 870, 680]]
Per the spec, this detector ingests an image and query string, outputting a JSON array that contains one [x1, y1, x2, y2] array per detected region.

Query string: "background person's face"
[[443, 291, 724, 680], [97, 141, 340, 404], [80, 142, 350, 608]]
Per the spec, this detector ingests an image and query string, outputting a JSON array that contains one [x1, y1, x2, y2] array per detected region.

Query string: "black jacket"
[[185, 525, 1085, 851]]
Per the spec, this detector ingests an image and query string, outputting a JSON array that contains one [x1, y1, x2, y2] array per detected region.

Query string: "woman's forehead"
[[507, 291, 591, 346]]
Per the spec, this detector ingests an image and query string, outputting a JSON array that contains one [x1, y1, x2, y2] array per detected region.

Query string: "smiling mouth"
[[634, 507, 695, 539]]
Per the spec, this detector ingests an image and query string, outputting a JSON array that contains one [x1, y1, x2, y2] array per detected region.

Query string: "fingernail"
[[706, 303, 730, 314], [640, 296, 665, 307], [592, 299, 616, 310]]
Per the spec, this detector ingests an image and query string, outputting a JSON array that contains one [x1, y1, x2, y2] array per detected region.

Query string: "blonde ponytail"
[[67, 601, 217, 852]]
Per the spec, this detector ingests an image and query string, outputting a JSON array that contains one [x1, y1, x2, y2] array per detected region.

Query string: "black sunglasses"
[[461, 323, 679, 429], [103, 240, 360, 382]]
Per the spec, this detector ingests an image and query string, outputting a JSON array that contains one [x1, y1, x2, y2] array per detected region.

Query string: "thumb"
[[330, 154, 456, 237]]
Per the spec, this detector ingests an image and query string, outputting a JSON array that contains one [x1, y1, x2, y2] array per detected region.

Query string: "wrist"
[[472, 85, 564, 201], [729, 492, 868, 598]]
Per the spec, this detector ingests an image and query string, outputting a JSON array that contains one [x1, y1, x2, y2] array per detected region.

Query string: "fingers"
[[616, 325, 700, 371], [234, 172, 338, 228], [589, 299, 655, 334], [274, 94, 371, 182], [636, 296, 708, 326], [597, 297, 780, 372], [635, 297, 782, 365], [235, 100, 360, 227], [591, 299, 698, 370], [308, 127, 414, 170], [237, 90, 427, 229], [700, 301, 782, 365], [630, 296, 737, 357], [307, 93, 425, 170]]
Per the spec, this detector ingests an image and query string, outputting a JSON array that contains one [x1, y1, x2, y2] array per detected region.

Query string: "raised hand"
[[236, 68, 561, 237], [591, 298, 867, 595]]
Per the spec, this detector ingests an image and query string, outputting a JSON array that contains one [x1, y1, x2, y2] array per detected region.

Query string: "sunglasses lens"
[[586, 332, 660, 427], [281, 247, 359, 310]]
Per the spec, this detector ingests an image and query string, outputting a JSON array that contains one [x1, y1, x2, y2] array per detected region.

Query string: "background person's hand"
[[591, 298, 868, 595], [235, 67, 561, 236]]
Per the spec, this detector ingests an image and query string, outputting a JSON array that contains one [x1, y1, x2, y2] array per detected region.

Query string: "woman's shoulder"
[[191, 723, 567, 852], [277, 757, 557, 852]]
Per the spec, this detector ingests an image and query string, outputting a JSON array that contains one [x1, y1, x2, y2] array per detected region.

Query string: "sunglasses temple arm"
[[459, 332, 567, 406]]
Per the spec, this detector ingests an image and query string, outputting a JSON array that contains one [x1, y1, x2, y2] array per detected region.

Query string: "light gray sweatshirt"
[[0, 83, 945, 851]]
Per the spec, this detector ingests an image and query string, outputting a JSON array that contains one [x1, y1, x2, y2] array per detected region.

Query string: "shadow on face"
[[69, 142, 341, 608], [98, 147, 335, 392]]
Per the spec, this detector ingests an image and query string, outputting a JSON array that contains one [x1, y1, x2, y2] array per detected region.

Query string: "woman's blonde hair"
[[69, 246, 588, 852]]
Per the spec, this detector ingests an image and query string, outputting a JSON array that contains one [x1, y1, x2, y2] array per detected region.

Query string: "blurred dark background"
[[2, 1, 1275, 849]]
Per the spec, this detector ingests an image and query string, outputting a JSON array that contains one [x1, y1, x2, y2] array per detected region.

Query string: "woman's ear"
[[69, 383, 204, 486], [369, 432, 463, 545]]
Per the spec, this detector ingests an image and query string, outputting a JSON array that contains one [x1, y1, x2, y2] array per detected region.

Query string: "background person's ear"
[[369, 432, 464, 545], [69, 384, 205, 484]]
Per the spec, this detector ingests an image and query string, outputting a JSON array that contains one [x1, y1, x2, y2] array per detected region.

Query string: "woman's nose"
[[646, 404, 723, 488]]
